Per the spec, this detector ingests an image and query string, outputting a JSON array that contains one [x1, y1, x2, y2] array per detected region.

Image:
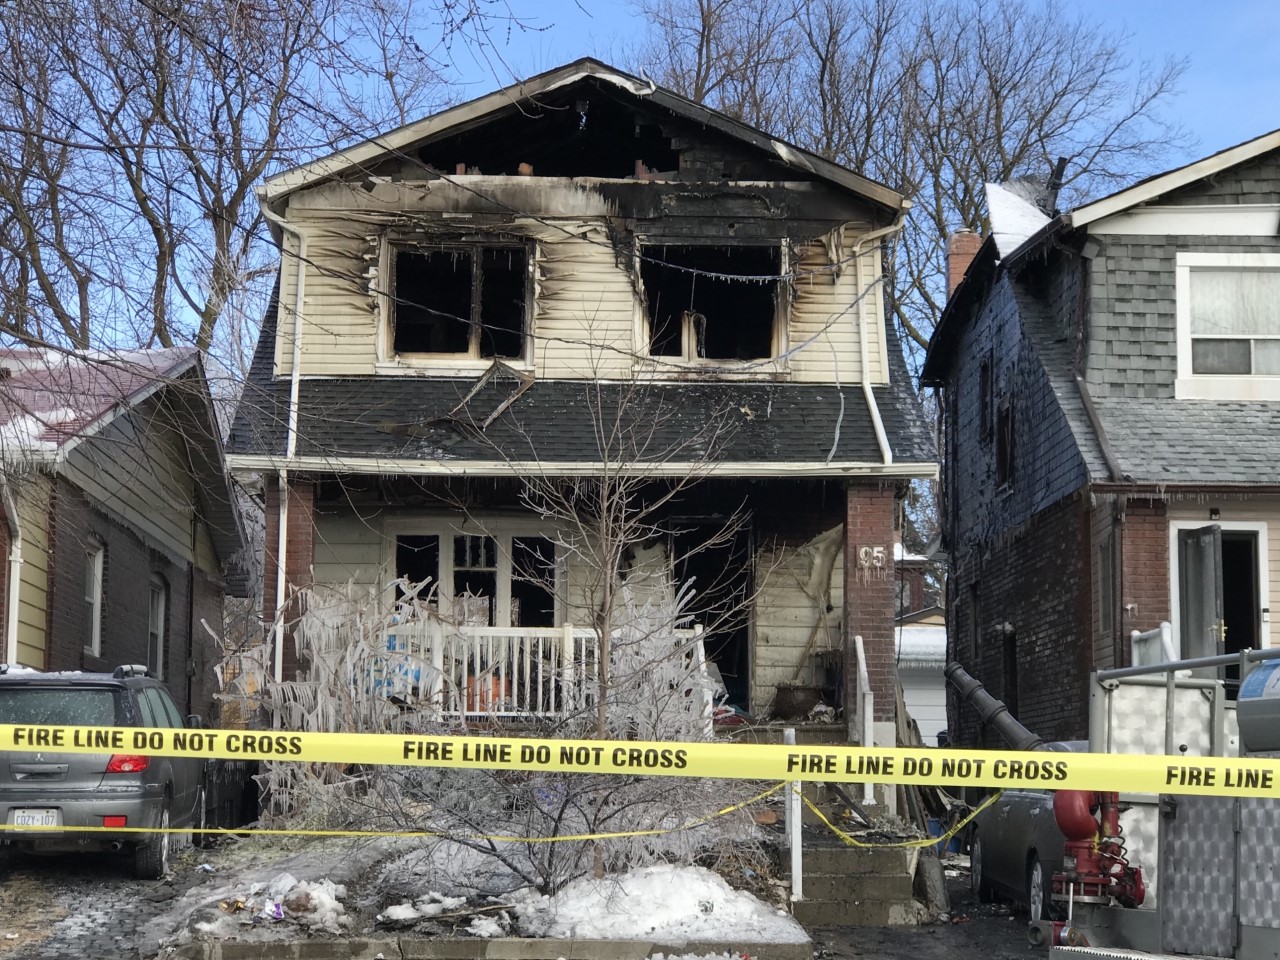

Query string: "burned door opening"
[[642, 245, 780, 362], [673, 523, 752, 708]]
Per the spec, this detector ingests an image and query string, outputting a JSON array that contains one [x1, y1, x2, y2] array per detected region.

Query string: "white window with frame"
[[1175, 252, 1280, 399], [84, 544, 104, 657], [391, 525, 561, 629], [148, 575, 167, 680], [379, 240, 533, 374]]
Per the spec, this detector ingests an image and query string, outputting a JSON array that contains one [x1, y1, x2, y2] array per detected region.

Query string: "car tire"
[[970, 830, 994, 903], [1027, 853, 1053, 921], [192, 785, 213, 849], [135, 799, 171, 880]]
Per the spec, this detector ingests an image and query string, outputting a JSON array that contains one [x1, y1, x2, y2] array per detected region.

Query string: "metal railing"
[[854, 634, 875, 803], [370, 621, 710, 725]]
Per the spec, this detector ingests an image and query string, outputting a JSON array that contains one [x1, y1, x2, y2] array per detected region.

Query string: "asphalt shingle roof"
[[228, 296, 936, 469]]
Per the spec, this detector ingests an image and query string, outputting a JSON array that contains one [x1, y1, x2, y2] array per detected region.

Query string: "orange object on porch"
[[466, 675, 509, 711]]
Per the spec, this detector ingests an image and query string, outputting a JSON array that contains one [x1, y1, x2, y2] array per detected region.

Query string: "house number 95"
[[858, 546, 887, 568]]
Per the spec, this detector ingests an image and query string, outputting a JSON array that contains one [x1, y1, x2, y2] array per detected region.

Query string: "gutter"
[[852, 208, 909, 465], [0, 476, 20, 665], [260, 206, 307, 684]]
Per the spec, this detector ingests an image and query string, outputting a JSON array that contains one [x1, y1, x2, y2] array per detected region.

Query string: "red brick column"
[[262, 475, 316, 679], [845, 483, 898, 724], [1120, 498, 1170, 663]]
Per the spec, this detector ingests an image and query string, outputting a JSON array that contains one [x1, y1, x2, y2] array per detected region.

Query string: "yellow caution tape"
[[799, 786, 1004, 849], [0, 782, 786, 843], [2, 724, 1279, 798]]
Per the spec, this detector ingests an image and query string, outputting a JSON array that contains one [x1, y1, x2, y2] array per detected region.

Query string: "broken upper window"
[[640, 245, 782, 362], [392, 244, 527, 360]]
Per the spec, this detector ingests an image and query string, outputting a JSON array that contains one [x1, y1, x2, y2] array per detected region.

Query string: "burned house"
[[226, 58, 934, 736], [923, 129, 1280, 745]]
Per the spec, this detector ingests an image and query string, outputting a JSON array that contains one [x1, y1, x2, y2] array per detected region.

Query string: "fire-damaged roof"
[[259, 57, 904, 217], [227, 293, 936, 475]]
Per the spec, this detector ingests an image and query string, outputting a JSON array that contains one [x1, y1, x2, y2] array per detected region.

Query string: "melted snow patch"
[[514, 865, 807, 944], [376, 892, 467, 923], [986, 182, 1051, 257]]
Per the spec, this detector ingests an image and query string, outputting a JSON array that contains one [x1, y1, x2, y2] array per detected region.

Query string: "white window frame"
[[1175, 252, 1280, 400], [633, 239, 791, 377], [84, 544, 104, 657], [1167, 519, 1270, 656], [385, 519, 564, 628], [375, 238, 536, 376], [148, 575, 167, 680]]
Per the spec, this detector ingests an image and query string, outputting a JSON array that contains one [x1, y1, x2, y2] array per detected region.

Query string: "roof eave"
[[1070, 127, 1280, 229]]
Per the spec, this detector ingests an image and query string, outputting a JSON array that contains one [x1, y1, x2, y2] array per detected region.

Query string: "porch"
[[365, 620, 713, 727]]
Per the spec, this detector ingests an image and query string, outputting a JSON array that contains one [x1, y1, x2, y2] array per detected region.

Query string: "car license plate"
[[12, 808, 60, 828]]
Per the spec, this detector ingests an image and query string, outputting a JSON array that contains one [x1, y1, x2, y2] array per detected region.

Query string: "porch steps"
[[787, 842, 922, 927]]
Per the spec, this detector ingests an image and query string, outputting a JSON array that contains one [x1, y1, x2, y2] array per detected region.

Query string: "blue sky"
[[456, 0, 1279, 169]]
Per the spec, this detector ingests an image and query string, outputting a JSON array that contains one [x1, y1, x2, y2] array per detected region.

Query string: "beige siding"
[[789, 238, 886, 384], [313, 513, 388, 593], [1166, 499, 1280, 648], [273, 179, 890, 385], [15, 475, 51, 668], [61, 403, 195, 562], [750, 526, 845, 711]]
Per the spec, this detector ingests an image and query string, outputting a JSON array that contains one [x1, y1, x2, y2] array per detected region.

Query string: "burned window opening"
[[641, 245, 780, 361], [393, 245, 526, 359]]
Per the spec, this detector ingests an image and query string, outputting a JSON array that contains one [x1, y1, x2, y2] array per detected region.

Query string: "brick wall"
[[1119, 497, 1171, 646], [844, 483, 898, 722], [262, 476, 316, 679], [948, 493, 1092, 746], [46, 478, 201, 713]]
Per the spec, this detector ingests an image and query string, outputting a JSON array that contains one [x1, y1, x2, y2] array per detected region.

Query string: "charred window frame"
[[639, 243, 787, 363], [995, 395, 1015, 490], [389, 241, 531, 361]]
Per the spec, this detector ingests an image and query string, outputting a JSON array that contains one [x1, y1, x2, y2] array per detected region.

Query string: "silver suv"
[[0, 665, 207, 878]]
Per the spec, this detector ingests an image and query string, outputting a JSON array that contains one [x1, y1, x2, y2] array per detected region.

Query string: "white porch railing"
[[853, 634, 874, 804], [369, 621, 710, 726]]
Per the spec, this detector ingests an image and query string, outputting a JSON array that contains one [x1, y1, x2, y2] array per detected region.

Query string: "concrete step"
[[792, 899, 922, 927], [799, 872, 914, 902], [784, 845, 917, 876]]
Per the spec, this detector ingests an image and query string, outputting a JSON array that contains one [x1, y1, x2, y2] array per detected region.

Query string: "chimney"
[[946, 230, 983, 298]]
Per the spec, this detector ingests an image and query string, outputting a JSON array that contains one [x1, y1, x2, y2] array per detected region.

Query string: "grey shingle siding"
[[1161, 148, 1280, 205], [1086, 234, 1280, 400]]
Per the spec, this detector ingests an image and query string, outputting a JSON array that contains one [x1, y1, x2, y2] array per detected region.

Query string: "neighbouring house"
[[0, 348, 249, 717], [226, 58, 935, 740], [922, 129, 1280, 746], [894, 545, 947, 746]]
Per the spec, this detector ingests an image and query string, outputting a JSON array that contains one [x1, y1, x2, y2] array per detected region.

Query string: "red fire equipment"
[[1052, 790, 1145, 911]]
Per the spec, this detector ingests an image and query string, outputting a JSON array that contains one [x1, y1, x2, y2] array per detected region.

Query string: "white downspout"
[[261, 206, 307, 683], [852, 205, 909, 465], [0, 476, 21, 666]]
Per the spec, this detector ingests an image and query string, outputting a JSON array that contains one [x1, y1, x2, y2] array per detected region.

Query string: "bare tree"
[[633, 0, 1189, 357], [0, 0, 530, 360]]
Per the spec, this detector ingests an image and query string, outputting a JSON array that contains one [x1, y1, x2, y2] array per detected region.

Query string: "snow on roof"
[[893, 542, 931, 563], [0, 347, 197, 459], [986, 182, 1051, 258], [896, 624, 946, 667]]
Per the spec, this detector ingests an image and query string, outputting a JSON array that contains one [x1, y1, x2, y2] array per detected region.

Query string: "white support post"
[[784, 726, 803, 902], [562, 623, 576, 711]]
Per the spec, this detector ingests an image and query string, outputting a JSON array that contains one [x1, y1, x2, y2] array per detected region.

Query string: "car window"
[[135, 686, 159, 726], [153, 687, 185, 728], [0, 687, 120, 726], [141, 688, 179, 728]]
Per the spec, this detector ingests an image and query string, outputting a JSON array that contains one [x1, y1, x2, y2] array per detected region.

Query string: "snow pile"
[[283, 879, 349, 932], [376, 891, 467, 923], [184, 871, 350, 940], [985, 181, 1051, 257], [467, 914, 508, 937], [513, 864, 807, 944]]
